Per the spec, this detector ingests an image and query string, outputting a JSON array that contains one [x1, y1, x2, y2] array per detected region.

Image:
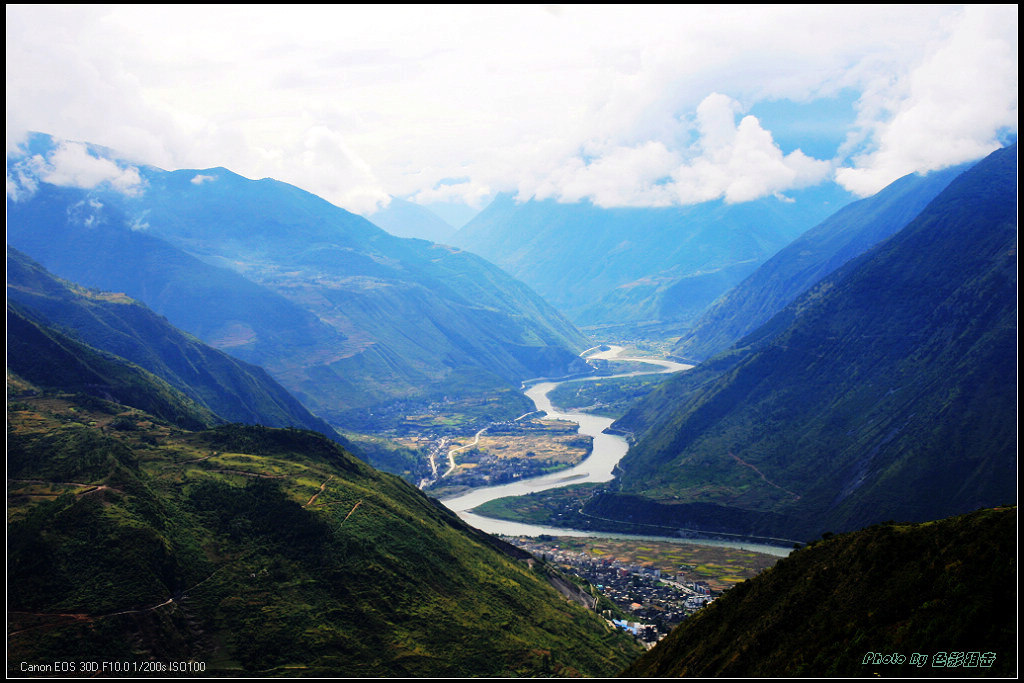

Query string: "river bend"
[[437, 348, 791, 556]]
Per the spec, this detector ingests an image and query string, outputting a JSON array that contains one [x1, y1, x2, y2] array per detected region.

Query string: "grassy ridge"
[[7, 394, 641, 677], [622, 507, 1017, 677], [7, 247, 340, 439], [7, 304, 218, 430]]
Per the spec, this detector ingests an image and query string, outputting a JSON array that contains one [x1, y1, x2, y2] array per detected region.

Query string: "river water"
[[438, 346, 791, 557]]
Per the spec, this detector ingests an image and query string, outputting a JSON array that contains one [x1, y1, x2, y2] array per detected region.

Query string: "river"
[[438, 346, 792, 557]]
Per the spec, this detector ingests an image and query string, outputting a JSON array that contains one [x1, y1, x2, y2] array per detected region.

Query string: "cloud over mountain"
[[835, 5, 1018, 196], [524, 93, 831, 208], [6, 5, 1016, 211], [7, 140, 144, 200]]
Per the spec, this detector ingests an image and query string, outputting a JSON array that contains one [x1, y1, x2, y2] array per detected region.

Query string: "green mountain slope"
[[450, 187, 850, 327], [594, 145, 1017, 541], [7, 393, 641, 676], [672, 162, 972, 361], [7, 304, 218, 430], [7, 134, 589, 428], [622, 507, 1016, 677], [7, 247, 339, 439]]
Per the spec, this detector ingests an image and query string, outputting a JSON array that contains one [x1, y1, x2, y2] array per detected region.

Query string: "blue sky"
[[748, 90, 862, 161], [6, 5, 1018, 216]]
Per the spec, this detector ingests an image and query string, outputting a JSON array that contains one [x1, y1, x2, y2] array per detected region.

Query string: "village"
[[506, 536, 724, 646]]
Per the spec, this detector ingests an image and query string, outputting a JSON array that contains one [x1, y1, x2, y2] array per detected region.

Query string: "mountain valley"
[[7, 134, 589, 433], [6, 133, 1017, 678], [8, 7, 1020, 678], [450, 186, 852, 333], [588, 144, 1017, 541]]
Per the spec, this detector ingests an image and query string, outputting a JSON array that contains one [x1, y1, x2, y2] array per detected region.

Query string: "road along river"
[[439, 346, 792, 557]]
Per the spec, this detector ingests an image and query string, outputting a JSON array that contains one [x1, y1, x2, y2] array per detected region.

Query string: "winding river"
[[439, 346, 791, 557]]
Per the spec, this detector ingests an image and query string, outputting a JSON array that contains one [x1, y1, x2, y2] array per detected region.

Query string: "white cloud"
[[529, 141, 680, 207], [130, 212, 150, 231], [672, 94, 832, 205], [66, 198, 105, 228], [524, 94, 831, 207], [288, 125, 390, 215], [41, 141, 144, 194], [6, 141, 144, 199], [412, 180, 493, 209], [5, 5, 1016, 210], [6, 154, 46, 200], [190, 173, 216, 185], [836, 5, 1018, 196]]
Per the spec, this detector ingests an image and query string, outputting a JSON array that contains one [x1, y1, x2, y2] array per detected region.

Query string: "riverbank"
[[438, 347, 793, 557], [472, 483, 800, 554]]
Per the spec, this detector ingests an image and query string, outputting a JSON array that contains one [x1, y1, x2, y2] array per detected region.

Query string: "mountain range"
[[588, 144, 1017, 541], [362, 196, 458, 244], [5, 130, 1016, 678], [7, 134, 589, 430], [671, 161, 974, 361], [450, 185, 852, 331], [7, 246, 338, 438]]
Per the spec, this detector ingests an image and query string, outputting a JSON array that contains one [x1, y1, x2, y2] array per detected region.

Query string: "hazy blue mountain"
[[672, 162, 975, 361], [7, 246, 340, 439], [7, 134, 589, 428], [623, 507, 1016, 677], [574, 259, 764, 330], [5, 184, 362, 415], [419, 198, 485, 230], [6, 183, 347, 362], [7, 302, 219, 430], [591, 145, 1017, 542], [363, 196, 457, 243], [450, 186, 852, 328]]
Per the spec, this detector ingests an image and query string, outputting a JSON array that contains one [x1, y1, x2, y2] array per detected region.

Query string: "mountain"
[[589, 145, 1017, 541], [6, 183, 351, 394], [362, 196, 457, 243], [7, 388, 642, 676], [7, 134, 590, 429], [622, 507, 1016, 677], [450, 186, 852, 329], [672, 162, 974, 361], [7, 246, 340, 439], [7, 303, 218, 430]]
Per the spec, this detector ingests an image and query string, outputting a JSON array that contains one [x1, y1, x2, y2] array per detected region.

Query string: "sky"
[[5, 4, 1018, 218]]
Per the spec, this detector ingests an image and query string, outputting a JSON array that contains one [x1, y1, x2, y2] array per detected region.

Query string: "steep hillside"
[[7, 304, 218, 430], [672, 162, 972, 361], [623, 507, 1016, 677], [7, 392, 642, 676], [594, 145, 1017, 541], [7, 247, 339, 439], [6, 183, 350, 395], [7, 134, 589, 428], [450, 187, 850, 328]]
